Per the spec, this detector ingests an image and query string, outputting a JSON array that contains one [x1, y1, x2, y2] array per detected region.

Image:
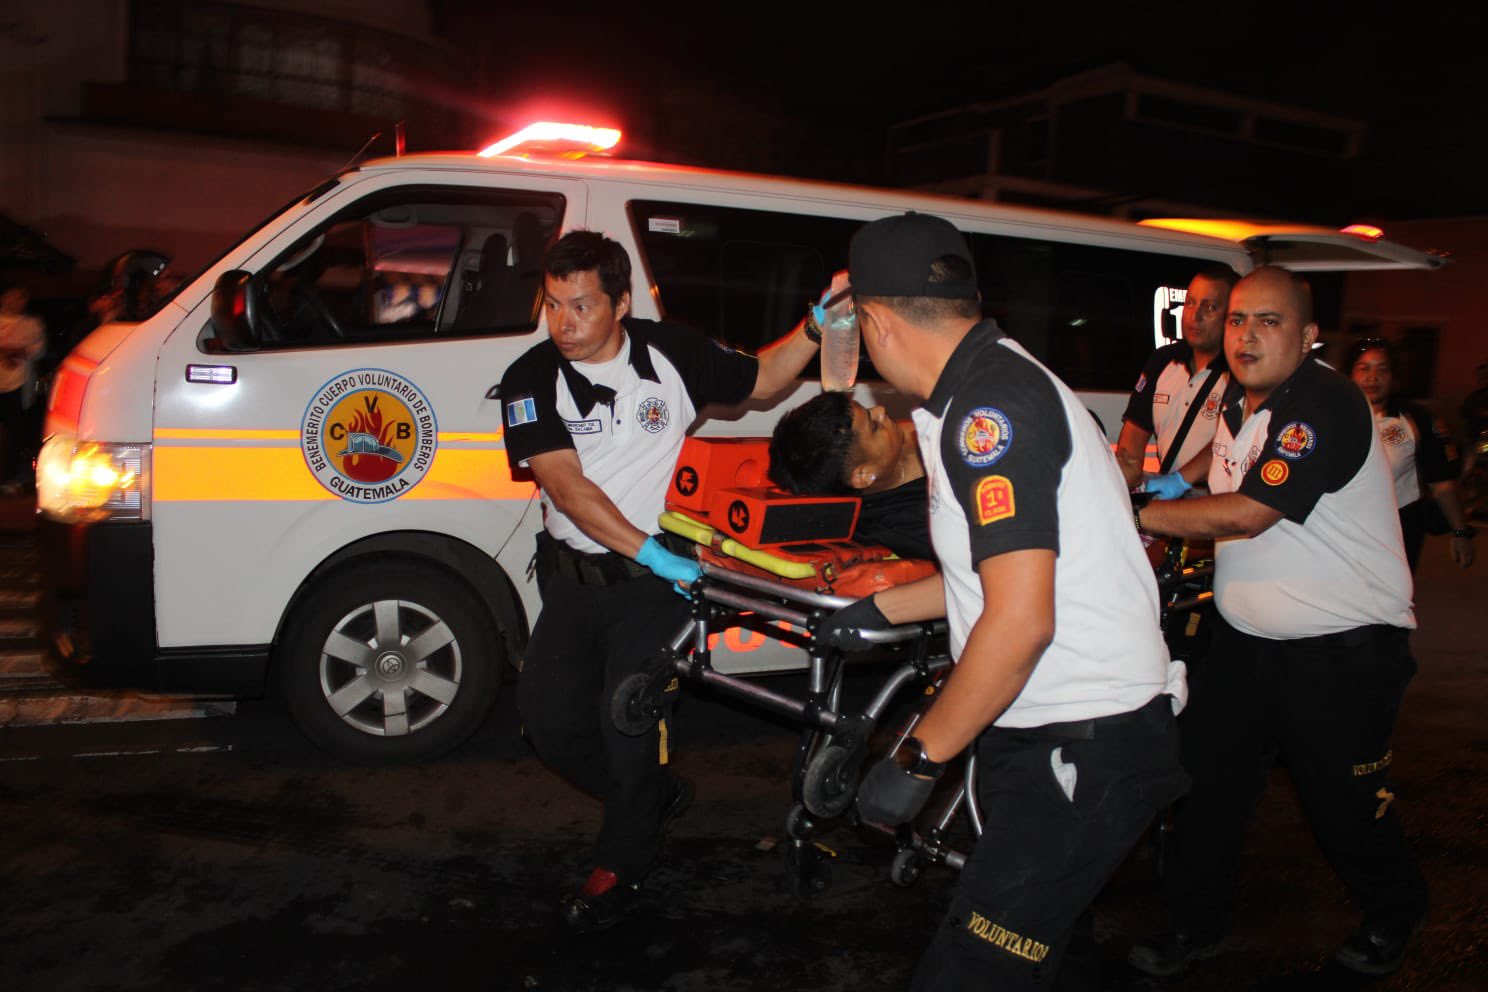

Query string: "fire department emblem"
[[959, 407, 1012, 467], [637, 397, 670, 433], [1275, 421, 1317, 460], [1202, 393, 1222, 420], [301, 369, 437, 503], [1380, 422, 1408, 447]]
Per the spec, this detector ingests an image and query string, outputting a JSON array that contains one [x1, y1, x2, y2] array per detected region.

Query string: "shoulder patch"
[[1275, 421, 1317, 460], [958, 407, 1013, 467], [1260, 459, 1290, 486], [506, 396, 537, 426], [1379, 421, 1409, 447], [974, 475, 1016, 524]]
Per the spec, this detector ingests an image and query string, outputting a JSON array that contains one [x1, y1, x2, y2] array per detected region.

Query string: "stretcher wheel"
[[801, 742, 864, 819], [785, 841, 833, 899], [610, 672, 659, 736], [889, 848, 924, 888]]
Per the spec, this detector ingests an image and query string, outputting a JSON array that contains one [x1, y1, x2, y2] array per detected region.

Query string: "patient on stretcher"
[[767, 393, 935, 562]]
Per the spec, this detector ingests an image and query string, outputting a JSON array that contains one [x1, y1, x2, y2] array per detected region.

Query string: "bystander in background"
[[1348, 338, 1475, 570], [0, 279, 46, 494]]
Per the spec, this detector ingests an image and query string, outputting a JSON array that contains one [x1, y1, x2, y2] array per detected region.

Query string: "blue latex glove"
[[636, 537, 702, 591], [1143, 471, 1192, 500]]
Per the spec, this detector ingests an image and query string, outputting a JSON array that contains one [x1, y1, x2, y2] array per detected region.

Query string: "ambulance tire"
[[279, 562, 501, 764]]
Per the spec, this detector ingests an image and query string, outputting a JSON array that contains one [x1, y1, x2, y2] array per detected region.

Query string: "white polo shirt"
[[500, 319, 757, 554], [1123, 341, 1228, 472], [914, 323, 1171, 728], [1372, 401, 1458, 510], [1207, 358, 1414, 639]]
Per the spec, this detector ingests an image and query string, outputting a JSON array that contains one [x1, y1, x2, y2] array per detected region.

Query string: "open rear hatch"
[[1139, 219, 1449, 271]]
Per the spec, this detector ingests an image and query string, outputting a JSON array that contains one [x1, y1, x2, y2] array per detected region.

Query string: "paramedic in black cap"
[[820, 212, 1188, 990]]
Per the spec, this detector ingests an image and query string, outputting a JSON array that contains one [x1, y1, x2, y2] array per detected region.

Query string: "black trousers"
[[911, 695, 1188, 990], [517, 565, 692, 882], [1163, 615, 1428, 939]]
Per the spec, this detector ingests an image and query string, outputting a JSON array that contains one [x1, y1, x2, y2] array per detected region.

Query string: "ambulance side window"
[[629, 200, 869, 380], [253, 188, 564, 349], [969, 234, 1214, 391]]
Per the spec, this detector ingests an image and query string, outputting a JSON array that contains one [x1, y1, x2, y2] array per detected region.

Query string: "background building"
[[1, 0, 476, 280]]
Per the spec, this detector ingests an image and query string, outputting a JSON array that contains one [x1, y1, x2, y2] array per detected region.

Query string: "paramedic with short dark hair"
[[1128, 266, 1426, 979], [498, 229, 820, 933], [1116, 265, 1239, 494], [820, 212, 1188, 990]]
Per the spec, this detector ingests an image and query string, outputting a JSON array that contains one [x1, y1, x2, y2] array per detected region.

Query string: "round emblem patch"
[[1275, 421, 1317, 460], [302, 369, 437, 503], [637, 397, 670, 433], [1260, 459, 1290, 486], [1379, 423, 1408, 447], [958, 407, 1012, 467]]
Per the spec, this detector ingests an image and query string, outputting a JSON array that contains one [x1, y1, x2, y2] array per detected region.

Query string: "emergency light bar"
[[479, 122, 622, 159], [1340, 224, 1385, 240]]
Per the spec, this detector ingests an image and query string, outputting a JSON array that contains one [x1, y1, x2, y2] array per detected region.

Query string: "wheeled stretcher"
[[612, 440, 1215, 895], [610, 437, 980, 894]]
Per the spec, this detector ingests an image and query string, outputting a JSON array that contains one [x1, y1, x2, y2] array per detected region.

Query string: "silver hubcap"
[[317, 597, 462, 737]]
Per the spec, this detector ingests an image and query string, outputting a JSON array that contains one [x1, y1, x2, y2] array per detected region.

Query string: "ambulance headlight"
[[37, 435, 150, 523]]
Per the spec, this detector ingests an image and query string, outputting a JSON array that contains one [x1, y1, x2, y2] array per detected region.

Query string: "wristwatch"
[[1451, 527, 1476, 539], [892, 736, 947, 779], [802, 305, 823, 344]]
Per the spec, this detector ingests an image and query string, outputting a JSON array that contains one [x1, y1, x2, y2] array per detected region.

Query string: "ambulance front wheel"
[[279, 562, 501, 764]]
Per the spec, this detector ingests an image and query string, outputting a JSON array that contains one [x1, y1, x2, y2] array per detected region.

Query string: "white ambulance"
[[37, 124, 1442, 762]]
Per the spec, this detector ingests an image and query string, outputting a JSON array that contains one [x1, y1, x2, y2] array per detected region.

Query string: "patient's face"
[[849, 402, 904, 487]]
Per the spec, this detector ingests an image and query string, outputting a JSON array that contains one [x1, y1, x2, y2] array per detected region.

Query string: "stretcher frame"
[[610, 540, 983, 895], [613, 514, 1216, 895]]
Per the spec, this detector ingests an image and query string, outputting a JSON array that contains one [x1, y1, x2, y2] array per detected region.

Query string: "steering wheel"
[[292, 280, 347, 339]]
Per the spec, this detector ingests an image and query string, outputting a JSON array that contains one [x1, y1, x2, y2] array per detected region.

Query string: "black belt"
[[1013, 693, 1172, 741], [536, 531, 650, 586], [1284, 624, 1407, 649]]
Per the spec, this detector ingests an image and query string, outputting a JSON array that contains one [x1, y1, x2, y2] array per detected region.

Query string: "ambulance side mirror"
[[210, 270, 262, 352]]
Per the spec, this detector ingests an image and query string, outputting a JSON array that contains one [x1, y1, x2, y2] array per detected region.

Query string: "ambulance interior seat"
[[503, 210, 548, 327], [449, 233, 511, 333]]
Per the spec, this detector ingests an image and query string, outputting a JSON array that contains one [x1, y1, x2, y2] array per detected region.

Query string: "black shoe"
[[662, 774, 694, 831], [557, 868, 640, 933], [1128, 932, 1224, 978], [1334, 919, 1421, 976]]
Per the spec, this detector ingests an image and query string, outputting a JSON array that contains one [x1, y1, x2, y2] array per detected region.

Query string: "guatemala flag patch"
[[506, 396, 537, 426]]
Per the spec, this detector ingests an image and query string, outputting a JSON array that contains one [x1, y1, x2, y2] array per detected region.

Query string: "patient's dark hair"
[[768, 392, 856, 495]]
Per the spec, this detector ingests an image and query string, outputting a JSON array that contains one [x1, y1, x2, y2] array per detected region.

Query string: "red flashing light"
[[1341, 224, 1385, 240], [479, 122, 622, 159]]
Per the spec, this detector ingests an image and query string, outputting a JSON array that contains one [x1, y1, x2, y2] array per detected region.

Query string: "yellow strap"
[[717, 537, 817, 579], [658, 510, 817, 579]]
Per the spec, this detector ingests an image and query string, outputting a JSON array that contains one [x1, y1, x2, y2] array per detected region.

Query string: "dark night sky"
[[430, 2, 1488, 219]]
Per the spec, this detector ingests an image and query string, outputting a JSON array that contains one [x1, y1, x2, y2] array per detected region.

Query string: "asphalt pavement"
[[1, 499, 1484, 991]]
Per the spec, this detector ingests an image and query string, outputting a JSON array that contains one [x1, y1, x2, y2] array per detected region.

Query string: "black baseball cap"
[[849, 212, 978, 300]]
